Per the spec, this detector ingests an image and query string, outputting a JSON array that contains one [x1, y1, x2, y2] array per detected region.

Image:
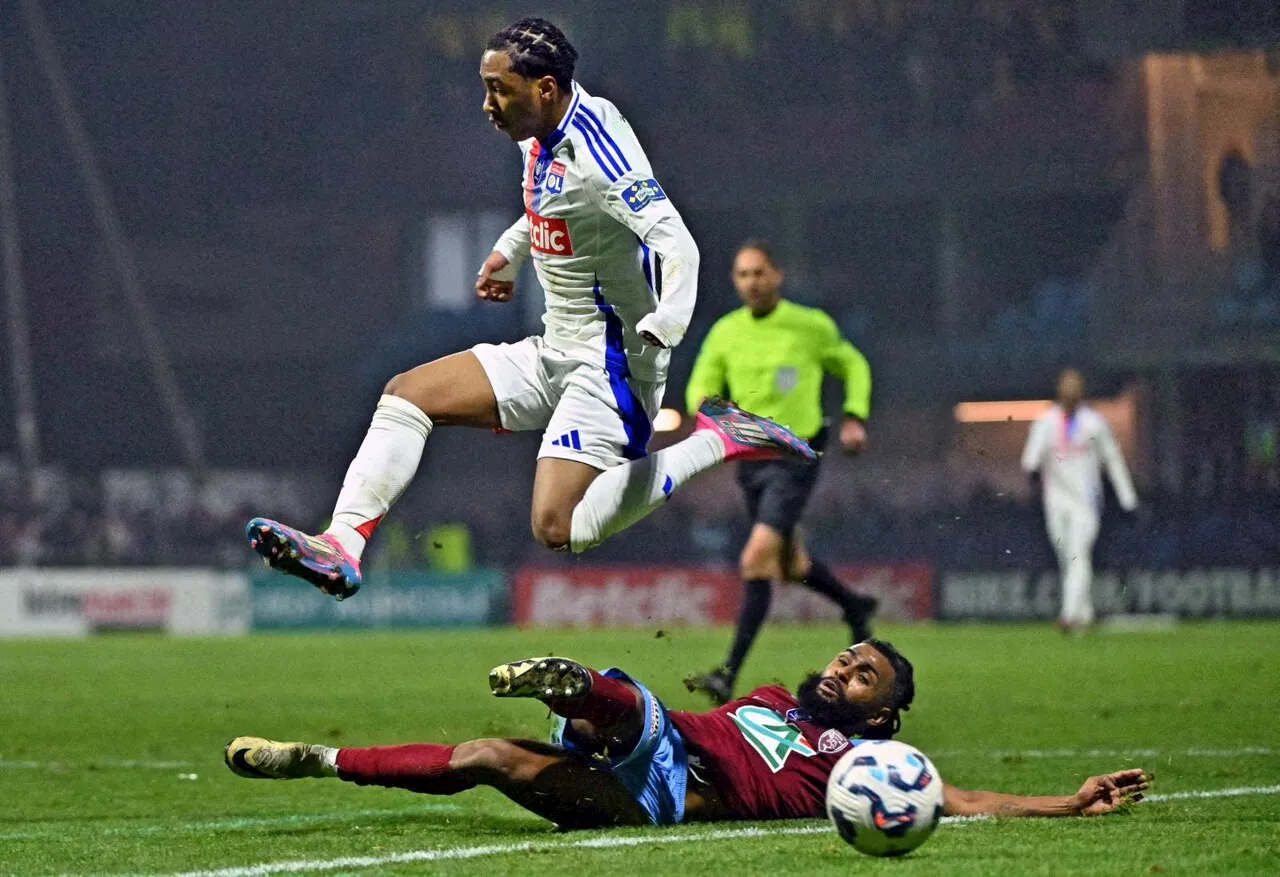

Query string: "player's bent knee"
[[740, 561, 782, 582], [382, 370, 413, 398], [451, 739, 527, 782], [531, 507, 572, 551], [740, 547, 783, 582], [382, 367, 441, 409]]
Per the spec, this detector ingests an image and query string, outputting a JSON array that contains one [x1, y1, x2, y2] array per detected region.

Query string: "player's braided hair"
[[486, 17, 578, 91], [862, 639, 915, 739]]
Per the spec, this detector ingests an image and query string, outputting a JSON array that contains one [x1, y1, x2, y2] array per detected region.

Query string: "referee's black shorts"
[[735, 425, 829, 535]]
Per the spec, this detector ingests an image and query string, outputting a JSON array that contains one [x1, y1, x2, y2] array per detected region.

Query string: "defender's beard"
[[796, 673, 875, 732]]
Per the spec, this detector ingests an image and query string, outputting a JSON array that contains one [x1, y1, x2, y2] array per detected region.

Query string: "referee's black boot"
[[845, 594, 879, 644], [685, 668, 734, 706]]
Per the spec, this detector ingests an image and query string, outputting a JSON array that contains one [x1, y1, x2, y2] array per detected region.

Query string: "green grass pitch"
[[2, 621, 1279, 875]]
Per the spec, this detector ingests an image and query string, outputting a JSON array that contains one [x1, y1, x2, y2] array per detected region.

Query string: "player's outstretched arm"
[[476, 214, 530, 303], [1020, 416, 1048, 474], [576, 107, 698, 349], [477, 251, 516, 302], [1097, 421, 1139, 511], [635, 215, 699, 349], [941, 768, 1149, 818]]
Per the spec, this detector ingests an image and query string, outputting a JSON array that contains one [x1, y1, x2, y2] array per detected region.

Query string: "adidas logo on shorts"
[[549, 429, 583, 451]]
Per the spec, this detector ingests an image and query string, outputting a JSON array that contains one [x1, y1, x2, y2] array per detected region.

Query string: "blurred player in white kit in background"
[[1021, 369, 1138, 633]]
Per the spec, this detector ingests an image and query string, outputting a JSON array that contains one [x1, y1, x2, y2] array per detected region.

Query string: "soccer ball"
[[825, 739, 944, 857]]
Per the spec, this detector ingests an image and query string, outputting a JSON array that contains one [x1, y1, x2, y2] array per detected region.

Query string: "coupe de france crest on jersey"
[[624, 178, 667, 212]]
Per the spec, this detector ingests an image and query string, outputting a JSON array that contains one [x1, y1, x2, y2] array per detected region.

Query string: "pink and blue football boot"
[[245, 518, 362, 600], [695, 397, 818, 464]]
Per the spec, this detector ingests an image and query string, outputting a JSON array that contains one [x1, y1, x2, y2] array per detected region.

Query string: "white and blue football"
[[825, 739, 945, 857]]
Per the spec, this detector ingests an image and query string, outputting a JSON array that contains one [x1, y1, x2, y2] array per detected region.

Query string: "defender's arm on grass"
[[942, 768, 1149, 818]]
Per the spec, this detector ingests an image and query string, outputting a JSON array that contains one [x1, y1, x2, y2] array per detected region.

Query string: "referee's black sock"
[[801, 559, 877, 642], [724, 578, 772, 682]]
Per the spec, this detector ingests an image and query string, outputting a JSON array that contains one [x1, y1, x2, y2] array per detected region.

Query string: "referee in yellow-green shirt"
[[685, 239, 878, 705]]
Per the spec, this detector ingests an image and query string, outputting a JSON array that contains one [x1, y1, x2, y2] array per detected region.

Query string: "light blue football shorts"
[[550, 667, 689, 825]]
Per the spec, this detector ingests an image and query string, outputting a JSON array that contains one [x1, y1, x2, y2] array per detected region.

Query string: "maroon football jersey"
[[670, 685, 854, 820]]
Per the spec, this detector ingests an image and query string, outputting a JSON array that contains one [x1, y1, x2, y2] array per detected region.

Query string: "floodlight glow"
[[653, 408, 683, 432]]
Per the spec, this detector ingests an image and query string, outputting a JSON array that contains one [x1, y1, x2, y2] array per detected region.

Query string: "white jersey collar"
[[542, 82, 583, 151]]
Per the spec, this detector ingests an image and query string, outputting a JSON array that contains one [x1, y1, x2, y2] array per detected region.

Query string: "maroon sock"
[[336, 743, 475, 795], [547, 670, 640, 728]]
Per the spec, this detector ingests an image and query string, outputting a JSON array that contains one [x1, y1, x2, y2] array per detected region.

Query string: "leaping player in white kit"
[[244, 18, 816, 599], [1021, 369, 1138, 633]]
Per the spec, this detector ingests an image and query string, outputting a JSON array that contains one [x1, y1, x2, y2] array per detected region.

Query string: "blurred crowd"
[[6, 471, 1278, 574], [583, 484, 1280, 573], [0, 468, 326, 569], [0, 489, 255, 568]]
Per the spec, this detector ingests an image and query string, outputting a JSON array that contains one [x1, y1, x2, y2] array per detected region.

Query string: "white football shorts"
[[472, 336, 663, 470]]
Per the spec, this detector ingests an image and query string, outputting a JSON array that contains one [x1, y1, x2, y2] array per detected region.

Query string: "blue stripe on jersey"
[[573, 117, 620, 181], [577, 105, 632, 173], [593, 282, 652, 460], [530, 153, 543, 213], [543, 89, 582, 151], [639, 242, 654, 295], [575, 114, 626, 180], [529, 147, 554, 212]]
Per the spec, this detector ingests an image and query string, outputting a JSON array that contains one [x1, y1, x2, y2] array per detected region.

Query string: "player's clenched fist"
[[839, 416, 867, 455], [476, 251, 516, 302]]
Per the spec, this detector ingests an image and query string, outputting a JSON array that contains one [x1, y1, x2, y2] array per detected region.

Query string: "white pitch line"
[[109, 786, 1280, 877], [0, 804, 462, 841], [0, 757, 195, 771], [116, 826, 832, 877], [107, 821, 992, 877], [1145, 784, 1280, 802]]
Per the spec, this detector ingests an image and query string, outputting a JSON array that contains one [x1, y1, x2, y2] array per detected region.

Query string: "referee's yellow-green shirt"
[[685, 299, 872, 440]]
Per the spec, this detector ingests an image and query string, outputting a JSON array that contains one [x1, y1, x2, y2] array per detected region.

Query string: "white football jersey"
[[1021, 405, 1138, 512], [488, 83, 697, 383]]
